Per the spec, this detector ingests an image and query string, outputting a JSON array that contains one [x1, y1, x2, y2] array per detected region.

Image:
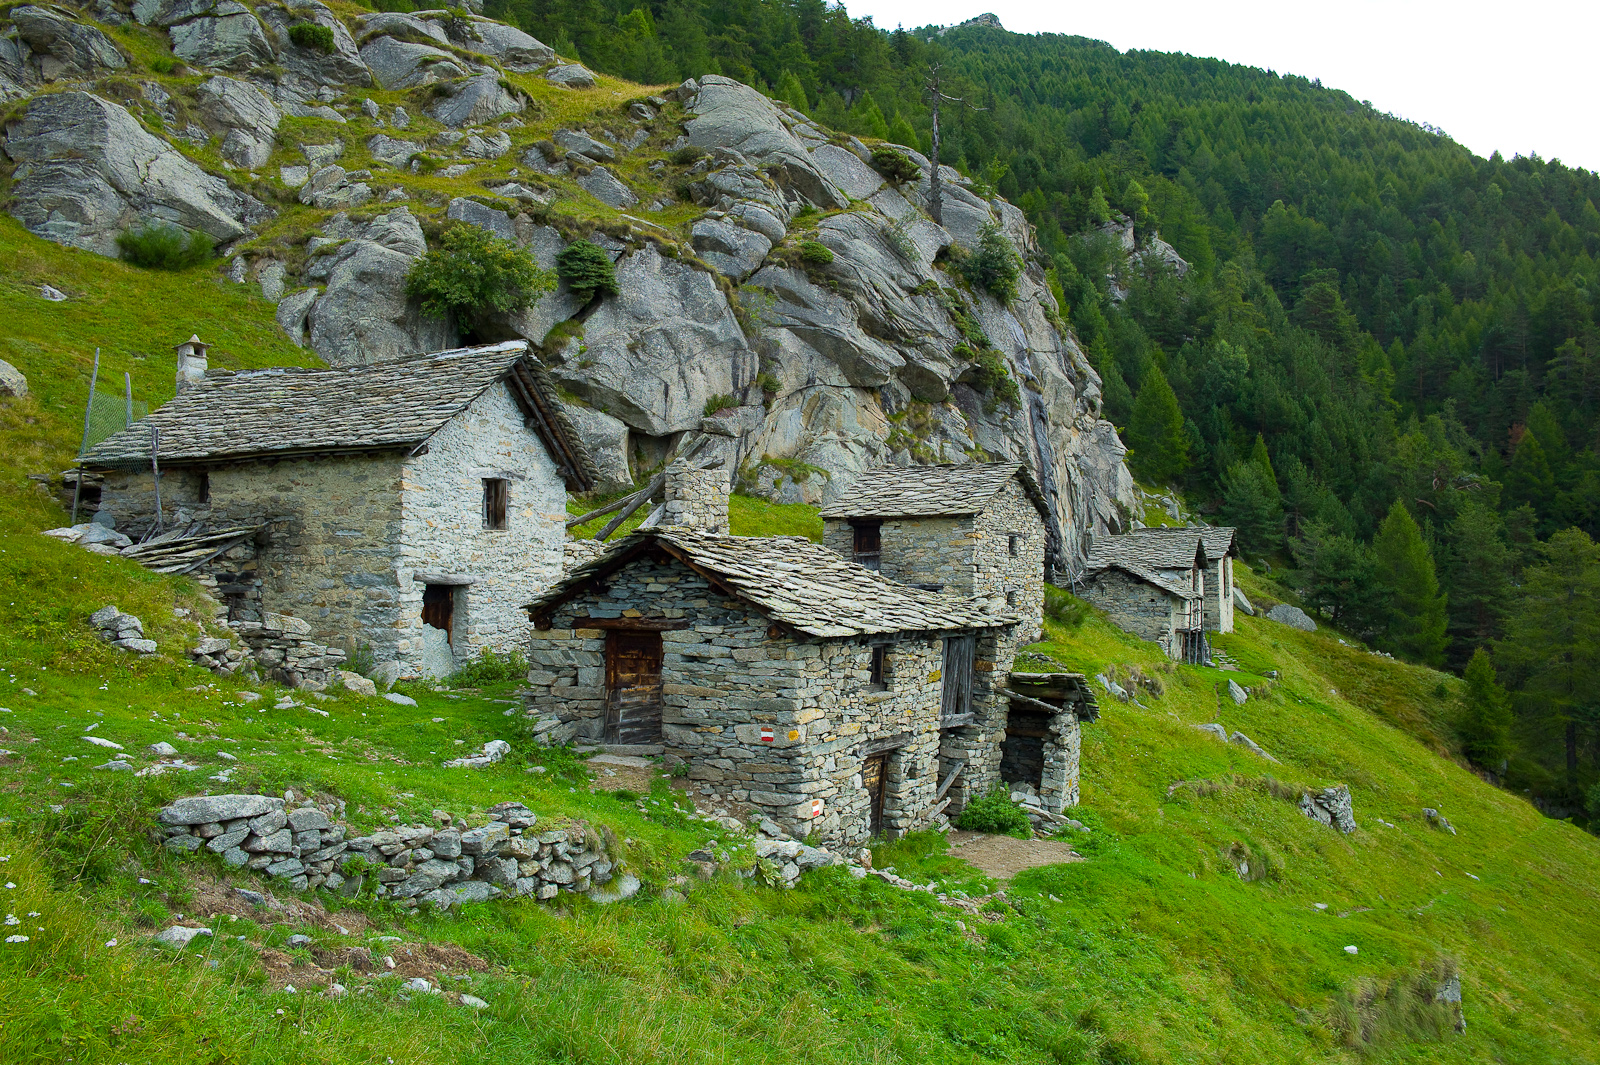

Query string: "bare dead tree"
[[925, 63, 986, 225]]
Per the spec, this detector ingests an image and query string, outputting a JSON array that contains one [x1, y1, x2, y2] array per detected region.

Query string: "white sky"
[[846, 0, 1600, 174]]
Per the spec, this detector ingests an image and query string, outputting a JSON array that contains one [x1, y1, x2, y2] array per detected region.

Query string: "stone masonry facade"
[[524, 551, 1012, 845], [1203, 554, 1235, 633], [1078, 567, 1190, 659]]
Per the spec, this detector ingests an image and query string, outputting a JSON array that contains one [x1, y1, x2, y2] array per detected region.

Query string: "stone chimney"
[[174, 334, 208, 393], [663, 460, 729, 534]]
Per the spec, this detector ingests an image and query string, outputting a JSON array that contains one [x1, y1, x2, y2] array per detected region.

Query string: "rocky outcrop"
[[4, 91, 269, 255], [1300, 784, 1357, 833], [194, 75, 279, 169], [304, 207, 448, 364], [11, 5, 126, 80]]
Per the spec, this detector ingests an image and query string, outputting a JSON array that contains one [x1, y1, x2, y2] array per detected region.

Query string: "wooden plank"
[[939, 713, 976, 729], [1006, 689, 1073, 716], [566, 484, 650, 529], [572, 617, 690, 631], [862, 731, 911, 756], [934, 759, 966, 801], [920, 797, 951, 821]]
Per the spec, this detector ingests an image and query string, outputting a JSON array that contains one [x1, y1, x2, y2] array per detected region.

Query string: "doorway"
[[422, 584, 455, 644], [862, 752, 889, 837], [1000, 706, 1050, 789], [605, 630, 663, 744]]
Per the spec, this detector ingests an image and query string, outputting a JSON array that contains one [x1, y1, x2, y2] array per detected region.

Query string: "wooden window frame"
[[482, 477, 509, 531], [851, 520, 882, 571], [198, 470, 211, 505], [868, 643, 890, 690]]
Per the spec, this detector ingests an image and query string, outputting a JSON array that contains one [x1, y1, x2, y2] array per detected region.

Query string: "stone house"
[[524, 465, 1094, 844], [1196, 527, 1238, 633], [82, 340, 596, 678], [1078, 530, 1207, 662]]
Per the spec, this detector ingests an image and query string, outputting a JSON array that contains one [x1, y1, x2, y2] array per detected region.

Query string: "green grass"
[[565, 490, 823, 541]]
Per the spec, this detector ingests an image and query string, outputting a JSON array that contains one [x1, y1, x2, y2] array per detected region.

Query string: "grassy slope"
[[0, 39, 1596, 1065]]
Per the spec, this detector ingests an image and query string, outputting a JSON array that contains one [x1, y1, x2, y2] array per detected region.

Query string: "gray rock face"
[[11, 6, 127, 80], [356, 11, 448, 45], [544, 62, 595, 89], [159, 794, 283, 824], [366, 133, 422, 168], [686, 75, 845, 209], [691, 216, 770, 281], [577, 167, 636, 209], [552, 243, 755, 437], [561, 403, 632, 492], [426, 73, 521, 127], [552, 128, 614, 162], [458, 17, 553, 71], [195, 76, 279, 170], [170, 4, 276, 71], [1233, 587, 1255, 616], [1300, 785, 1357, 834], [5, 91, 271, 256], [360, 36, 469, 89], [1227, 679, 1248, 705], [306, 207, 447, 365], [1266, 604, 1316, 632], [445, 197, 514, 241], [0, 359, 27, 398], [298, 165, 370, 209], [257, 1, 371, 87]]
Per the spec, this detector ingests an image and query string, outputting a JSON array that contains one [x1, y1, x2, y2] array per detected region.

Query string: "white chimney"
[[174, 334, 208, 393]]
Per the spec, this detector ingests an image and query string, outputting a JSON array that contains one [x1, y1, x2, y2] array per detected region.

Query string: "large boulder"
[[4, 91, 271, 256], [305, 207, 449, 364], [359, 36, 470, 89], [355, 11, 448, 44], [256, 1, 372, 87], [10, 5, 127, 79], [1266, 603, 1316, 632], [550, 243, 756, 437], [577, 167, 636, 209], [0, 359, 27, 398], [426, 73, 522, 127], [690, 216, 770, 281], [195, 76, 280, 170], [458, 17, 553, 71], [561, 403, 632, 492], [169, 3, 276, 71], [686, 75, 846, 209], [543, 62, 594, 89]]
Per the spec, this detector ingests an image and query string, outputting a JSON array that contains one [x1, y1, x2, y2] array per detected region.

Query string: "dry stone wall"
[[1078, 568, 1184, 658]]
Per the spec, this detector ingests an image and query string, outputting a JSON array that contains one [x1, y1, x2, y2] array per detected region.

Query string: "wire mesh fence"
[[79, 388, 150, 458]]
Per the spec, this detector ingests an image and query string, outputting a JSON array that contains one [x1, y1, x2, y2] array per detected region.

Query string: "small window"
[[869, 644, 889, 689], [1005, 589, 1017, 607], [1008, 533, 1021, 557], [852, 521, 881, 571], [482, 478, 508, 530], [198, 471, 211, 505]]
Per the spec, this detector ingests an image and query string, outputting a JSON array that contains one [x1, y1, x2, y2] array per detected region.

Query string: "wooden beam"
[[569, 617, 690, 631], [934, 759, 966, 801], [594, 475, 662, 540], [566, 483, 650, 529], [1006, 689, 1074, 717], [920, 796, 951, 822]]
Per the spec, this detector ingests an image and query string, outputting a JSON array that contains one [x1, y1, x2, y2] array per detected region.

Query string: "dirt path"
[[946, 831, 1083, 880]]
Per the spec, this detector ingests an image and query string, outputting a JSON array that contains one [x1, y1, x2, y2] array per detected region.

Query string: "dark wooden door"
[[941, 634, 975, 723], [605, 631, 663, 744], [422, 584, 454, 645], [862, 753, 888, 837]]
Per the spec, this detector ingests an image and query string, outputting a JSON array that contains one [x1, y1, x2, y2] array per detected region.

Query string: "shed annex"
[[82, 340, 595, 679]]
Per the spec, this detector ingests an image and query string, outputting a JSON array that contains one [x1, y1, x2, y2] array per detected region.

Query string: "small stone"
[[286, 934, 312, 947], [93, 759, 132, 771], [148, 741, 179, 757], [1344, 945, 1359, 955], [459, 993, 489, 1009], [384, 692, 417, 707], [153, 925, 211, 949], [164, 833, 204, 853]]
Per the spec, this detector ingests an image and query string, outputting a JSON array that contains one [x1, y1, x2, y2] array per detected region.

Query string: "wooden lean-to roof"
[[527, 529, 1017, 639], [819, 462, 1050, 524], [81, 341, 598, 491]]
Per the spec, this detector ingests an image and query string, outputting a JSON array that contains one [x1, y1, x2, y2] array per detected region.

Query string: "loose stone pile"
[[1299, 784, 1358, 834], [1005, 781, 1090, 835], [157, 793, 637, 908], [90, 605, 156, 655], [228, 613, 348, 691]]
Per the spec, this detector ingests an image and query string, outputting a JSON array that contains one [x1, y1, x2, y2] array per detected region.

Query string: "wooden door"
[[422, 584, 454, 645], [941, 634, 975, 723], [605, 631, 663, 744], [862, 753, 888, 837]]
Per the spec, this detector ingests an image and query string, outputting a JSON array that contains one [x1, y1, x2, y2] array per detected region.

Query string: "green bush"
[[798, 240, 833, 265], [556, 239, 619, 300], [114, 224, 214, 270], [672, 145, 710, 166], [870, 144, 920, 184], [287, 22, 336, 53], [1043, 584, 1090, 628], [961, 221, 1022, 305], [405, 222, 555, 324], [954, 787, 1032, 837], [972, 349, 1021, 407], [703, 393, 738, 416], [450, 647, 529, 688], [149, 56, 177, 74]]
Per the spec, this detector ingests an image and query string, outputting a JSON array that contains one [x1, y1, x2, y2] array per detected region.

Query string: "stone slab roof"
[[82, 341, 597, 490], [1197, 527, 1237, 560], [1083, 560, 1198, 601], [1104, 528, 1207, 570], [819, 462, 1049, 522], [527, 529, 1016, 638]]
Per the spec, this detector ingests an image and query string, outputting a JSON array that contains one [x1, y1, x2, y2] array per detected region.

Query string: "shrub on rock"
[[115, 224, 214, 270], [954, 786, 1032, 837], [870, 144, 919, 184], [555, 239, 618, 300], [405, 222, 554, 325], [961, 221, 1021, 305], [287, 22, 335, 53]]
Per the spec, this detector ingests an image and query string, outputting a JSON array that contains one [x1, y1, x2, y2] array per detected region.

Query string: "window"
[[482, 478, 508, 530], [198, 471, 210, 505], [869, 644, 889, 689], [1008, 533, 1021, 557], [852, 521, 881, 570]]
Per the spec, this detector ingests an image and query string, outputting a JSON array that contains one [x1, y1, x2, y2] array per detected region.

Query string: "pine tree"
[[1458, 648, 1514, 769], [849, 91, 889, 139], [1504, 429, 1556, 526], [1292, 522, 1384, 634], [1444, 499, 1511, 658], [1125, 364, 1188, 484], [1372, 500, 1449, 666], [1222, 461, 1285, 556], [887, 112, 919, 151], [1249, 434, 1280, 499], [775, 70, 809, 115]]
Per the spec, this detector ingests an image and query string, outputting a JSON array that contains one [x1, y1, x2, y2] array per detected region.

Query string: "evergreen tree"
[[1497, 529, 1600, 789], [1221, 461, 1285, 556], [1292, 522, 1384, 635], [1458, 648, 1514, 770], [1444, 499, 1512, 660], [1095, 348, 1133, 425], [1125, 364, 1187, 484], [1372, 500, 1449, 666], [775, 70, 809, 114], [887, 112, 919, 150], [849, 91, 889, 139], [1249, 433, 1280, 500], [1504, 429, 1557, 529]]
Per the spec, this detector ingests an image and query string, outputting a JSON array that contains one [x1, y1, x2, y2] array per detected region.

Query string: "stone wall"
[[1078, 568, 1184, 659], [1203, 556, 1234, 633], [525, 552, 997, 844], [399, 381, 568, 675], [662, 463, 729, 532]]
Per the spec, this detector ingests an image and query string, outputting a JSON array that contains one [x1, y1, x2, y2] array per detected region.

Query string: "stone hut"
[[818, 462, 1052, 641], [82, 340, 596, 679], [1196, 527, 1238, 633], [523, 464, 1039, 844], [1078, 530, 1206, 662]]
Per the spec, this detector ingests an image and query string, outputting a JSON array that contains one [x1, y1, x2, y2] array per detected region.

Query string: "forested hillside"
[[480, 0, 1600, 822]]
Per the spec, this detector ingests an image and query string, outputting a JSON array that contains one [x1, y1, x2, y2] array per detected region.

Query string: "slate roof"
[[1110, 528, 1208, 570], [1197, 527, 1238, 561], [819, 462, 1050, 522], [82, 341, 598, 490], [527, 529, 1016, 638]]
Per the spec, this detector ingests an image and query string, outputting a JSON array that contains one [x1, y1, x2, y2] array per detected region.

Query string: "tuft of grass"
[[954, 787, 1032, 837], [115, 225, 214, 270]]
